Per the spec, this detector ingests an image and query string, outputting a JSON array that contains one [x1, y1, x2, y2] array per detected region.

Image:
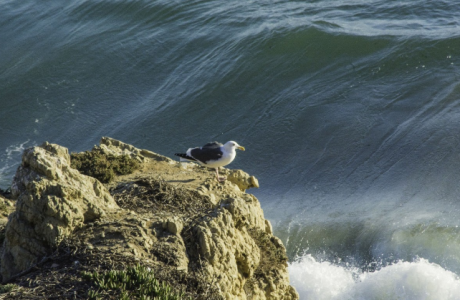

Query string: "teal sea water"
[[2, 1, 460, 298]]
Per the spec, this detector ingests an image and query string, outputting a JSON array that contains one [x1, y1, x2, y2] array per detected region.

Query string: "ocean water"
[[2, 0, 460, 298]]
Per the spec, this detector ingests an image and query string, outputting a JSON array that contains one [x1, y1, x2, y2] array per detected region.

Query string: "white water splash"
[[289, 255, 460, 300], [0, 140, 32, 188]]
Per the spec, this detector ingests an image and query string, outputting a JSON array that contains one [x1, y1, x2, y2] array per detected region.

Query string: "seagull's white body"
[[175, 141, 245, 182], [185, 141, 239, 168]]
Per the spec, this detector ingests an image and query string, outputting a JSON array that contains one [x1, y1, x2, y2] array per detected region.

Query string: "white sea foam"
[[0, 140, 31, 187], [289, 254, 356, 300], [289, 255, 460, 300]]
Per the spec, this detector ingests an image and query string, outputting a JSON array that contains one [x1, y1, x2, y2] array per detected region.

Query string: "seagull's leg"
[[216, 167, 226, 182]]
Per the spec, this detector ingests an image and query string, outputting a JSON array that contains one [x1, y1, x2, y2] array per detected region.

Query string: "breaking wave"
[[289, 254, 460, 300]]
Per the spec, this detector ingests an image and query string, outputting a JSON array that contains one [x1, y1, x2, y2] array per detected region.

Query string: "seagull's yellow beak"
[[237, 145, 245, 151]]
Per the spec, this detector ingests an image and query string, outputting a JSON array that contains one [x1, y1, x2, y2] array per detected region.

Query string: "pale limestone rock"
[[192, 183, 298, 300], [223, 195, 266, 231], [0, 137, 298, 299], [98, 138, 297, 298], [265, 219, 273, 235], [195, 208, 260, 299], [225, 169, 260, 191], [1, 142, 119, 282], [99, 136, 173, 163]]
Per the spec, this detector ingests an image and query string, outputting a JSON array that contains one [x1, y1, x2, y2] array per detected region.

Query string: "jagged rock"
[[225, 169, 260, 191], [1, 142, 119, 282], [0, 138, 298, 299], [194, 208, 261, 299], [99, 136, 173, 163], [100, 138, 297, 299], [190, 192, 298, 299]]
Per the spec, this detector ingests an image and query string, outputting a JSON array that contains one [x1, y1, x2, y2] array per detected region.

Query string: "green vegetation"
[[0, 283, 18, 294], [70, 148, 139, 183], [81, 264, 188, 300]]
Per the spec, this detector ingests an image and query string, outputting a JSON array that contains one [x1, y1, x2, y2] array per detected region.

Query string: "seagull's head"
[[224, 141, 245, 151]]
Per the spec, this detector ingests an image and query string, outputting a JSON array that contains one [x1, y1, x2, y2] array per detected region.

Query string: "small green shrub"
[[70, 148, 139, 183], [0, 283, 18, 294], [82, 264, 188, 300]]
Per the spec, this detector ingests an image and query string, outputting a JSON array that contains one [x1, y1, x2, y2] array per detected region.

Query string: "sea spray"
[[349, 258, 460, 300], [288, 254, 356, 300], [0, 140, 31, 189], [289, 255, 460, 300]]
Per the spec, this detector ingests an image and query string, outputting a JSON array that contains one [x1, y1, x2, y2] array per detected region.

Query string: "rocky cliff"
[[0, 137, 298, 299]]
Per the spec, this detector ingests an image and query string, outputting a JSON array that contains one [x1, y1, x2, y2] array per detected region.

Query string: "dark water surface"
[[2, 1, 460, 298]]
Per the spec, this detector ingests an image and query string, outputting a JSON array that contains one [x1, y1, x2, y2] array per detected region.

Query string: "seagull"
[[175, 141, 245, 182]]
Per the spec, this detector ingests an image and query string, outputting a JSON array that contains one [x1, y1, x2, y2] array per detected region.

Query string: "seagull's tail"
[[174, 153, 196, 162]]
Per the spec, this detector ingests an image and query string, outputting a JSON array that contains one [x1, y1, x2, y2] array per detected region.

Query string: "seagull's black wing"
[[190, 142, 223, 164], [202, 141, 223, 149], [174, 153, 196, 161]]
